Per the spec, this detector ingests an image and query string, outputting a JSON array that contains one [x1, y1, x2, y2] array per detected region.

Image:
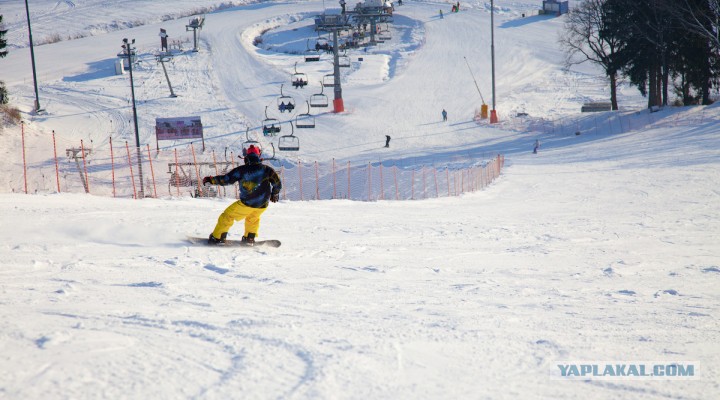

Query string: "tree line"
[[561, 0, 719, 109]]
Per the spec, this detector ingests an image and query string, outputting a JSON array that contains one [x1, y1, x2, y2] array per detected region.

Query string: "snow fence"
[[13, 128, 504, 201]]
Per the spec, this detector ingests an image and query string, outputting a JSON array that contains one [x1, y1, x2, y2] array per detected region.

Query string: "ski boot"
[[208, 232, 227, 245], [241, 233, 256, 246]]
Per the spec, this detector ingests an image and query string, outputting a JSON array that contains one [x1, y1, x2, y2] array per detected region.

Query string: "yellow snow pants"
[[211, 201, 267, 239]]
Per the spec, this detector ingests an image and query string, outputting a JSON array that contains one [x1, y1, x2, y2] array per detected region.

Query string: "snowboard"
[[186, 236, 282, 248]]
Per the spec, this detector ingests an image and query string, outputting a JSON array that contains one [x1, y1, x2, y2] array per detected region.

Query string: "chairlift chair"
[[291, 62, 309, 88], [278, 122, 300, 151], [322, 74, 336, 88], [338, 54, 351, 68], [262, 106, 281, 136], [378, 24, 392, 41], [304, 39, 321, 62], [295, 101, 316, 129], [310, 81, 329, 108], [276, 84, 296, 113], [315, 37, 331, 53], [241, 127, 262, 155]]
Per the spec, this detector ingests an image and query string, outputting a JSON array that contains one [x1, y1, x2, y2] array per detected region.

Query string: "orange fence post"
[[146, 144, 158, 198], [211, 149, 220, 198], [125, 141, 137, 199], [109, 137, 116, 197], [52, 130, 61, 193], [21, 121, 28, 194]]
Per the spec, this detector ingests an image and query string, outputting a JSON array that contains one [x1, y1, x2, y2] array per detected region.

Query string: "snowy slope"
[[1, 1, 719, 399]]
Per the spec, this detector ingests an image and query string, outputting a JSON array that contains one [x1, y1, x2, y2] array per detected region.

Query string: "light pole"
[[122, 38, 145, 198], [24, 0, 43, 113], [490, 0, 498, 123]]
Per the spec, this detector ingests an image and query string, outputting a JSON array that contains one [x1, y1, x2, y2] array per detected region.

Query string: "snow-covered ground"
[[1, 1, 719, 399]]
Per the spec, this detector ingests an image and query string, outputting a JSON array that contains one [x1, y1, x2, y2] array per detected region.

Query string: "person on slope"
[[202, 145, 282, 246]]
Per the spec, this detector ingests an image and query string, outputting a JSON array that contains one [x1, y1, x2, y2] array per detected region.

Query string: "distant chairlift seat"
[[278, 123, 300, 151], [296, 101, 316, 129], [277, 84, 296, 113], [310, 81, 329, 108], [262, 106, 281, 136]]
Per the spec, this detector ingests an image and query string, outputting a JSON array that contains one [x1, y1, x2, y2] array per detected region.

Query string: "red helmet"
[[246, 145, 261, 156]]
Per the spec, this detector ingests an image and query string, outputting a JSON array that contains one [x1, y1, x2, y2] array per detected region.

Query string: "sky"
[[1, 1, 719, 399]]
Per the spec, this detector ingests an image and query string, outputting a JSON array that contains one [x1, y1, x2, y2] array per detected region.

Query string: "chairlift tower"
[[331, 29, 344, 112], [122, 38, 145, 198], [186, 16, 205, 52]]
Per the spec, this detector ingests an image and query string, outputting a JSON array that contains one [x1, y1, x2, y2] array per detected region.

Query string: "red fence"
[[12, 125, 504, 201]]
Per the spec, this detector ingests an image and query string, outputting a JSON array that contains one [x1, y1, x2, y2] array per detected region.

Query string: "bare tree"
[[560, 0, 624, 110], [670, 0, 720, 50]]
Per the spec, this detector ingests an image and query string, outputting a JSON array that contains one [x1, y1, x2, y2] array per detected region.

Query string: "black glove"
[[202, 176, 213, 185], [270, 193, 279, 203]]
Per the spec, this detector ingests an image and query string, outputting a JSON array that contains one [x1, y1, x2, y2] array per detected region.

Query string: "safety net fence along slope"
[[11, 130, 504, 200]]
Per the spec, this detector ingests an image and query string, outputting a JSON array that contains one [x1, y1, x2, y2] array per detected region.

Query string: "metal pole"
[[332, 29, 344, 112], [463, 56, 485, 104], [490, 0, 498, 123], [158, 56, 177, 97], [24, 0, 42, 113], [124, 38, 145, 198]]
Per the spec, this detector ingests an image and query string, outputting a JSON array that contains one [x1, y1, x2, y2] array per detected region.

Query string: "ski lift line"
[[463, 56, 486, 105]]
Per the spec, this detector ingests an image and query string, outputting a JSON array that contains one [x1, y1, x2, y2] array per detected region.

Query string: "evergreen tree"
[[0, 14, 8, 104]]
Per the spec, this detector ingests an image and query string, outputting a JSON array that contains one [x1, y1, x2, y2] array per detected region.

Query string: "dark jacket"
[[208, 163, 281, 208]]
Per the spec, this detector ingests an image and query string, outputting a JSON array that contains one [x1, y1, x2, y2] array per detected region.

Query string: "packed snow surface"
[[1, 0, 719, 399]]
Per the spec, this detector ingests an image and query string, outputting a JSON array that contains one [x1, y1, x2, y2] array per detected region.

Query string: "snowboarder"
[[533, 139, 540, 154], [385, 135, 391, 148], [202, 145, 282, 246], [439, 9, 444, 19], [442, 109, 448, 122]]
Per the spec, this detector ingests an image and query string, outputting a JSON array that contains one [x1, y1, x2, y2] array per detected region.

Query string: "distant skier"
[[385, 135, 391, 148], [442, 109, 448, 122], [202, 145, 282, 246], [533, 139, 540, 154], [340, 0, 346, 14], [439, 9, 444, 19]]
